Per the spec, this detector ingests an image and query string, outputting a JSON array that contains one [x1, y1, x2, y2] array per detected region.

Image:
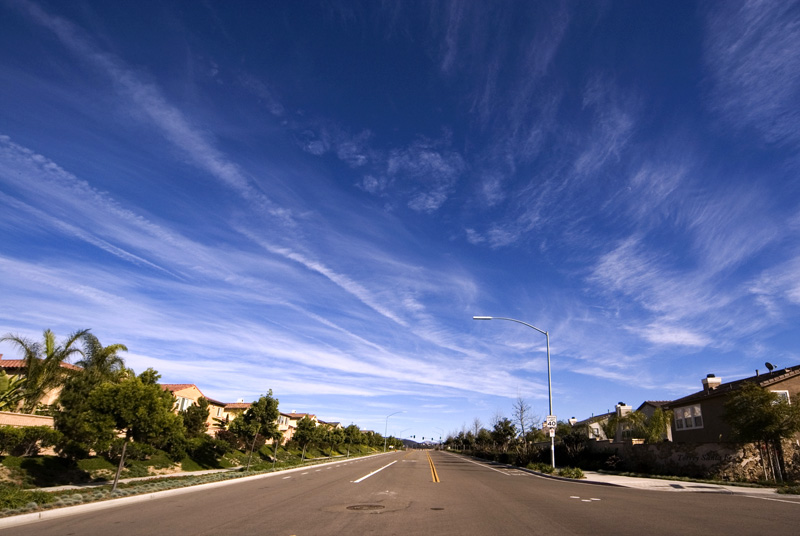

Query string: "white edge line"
[[353, 461, 397, 483], [454, 455, 510, 475], [743, 495, 800, 505]]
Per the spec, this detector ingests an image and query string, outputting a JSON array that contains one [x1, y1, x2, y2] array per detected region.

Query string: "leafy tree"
[[0, 328, 89, 413], [491, 418, 517, 453], [294, 416, 317, 460], [329, 427, 345, 456], [238, 391, 280, 471], [344, 424, 361, 456], [724, 382, 800, 481], [476, 427, 493, 449], [181, 397, 210, 439], [55, 335, 130, 459], [0, 426, 61, 456], [87, 368, 184, 489]]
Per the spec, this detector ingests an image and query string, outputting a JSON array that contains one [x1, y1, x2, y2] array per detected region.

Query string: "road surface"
[[6, 450, 800, 535]]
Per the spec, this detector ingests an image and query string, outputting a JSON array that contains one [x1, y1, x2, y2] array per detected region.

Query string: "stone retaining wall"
[[587, 438, 800, 482]]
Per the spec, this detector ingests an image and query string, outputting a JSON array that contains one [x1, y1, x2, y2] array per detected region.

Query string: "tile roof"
[[159, 383, 201, 393], [224, 402, 251, 410], [0, 358, 82, 371]]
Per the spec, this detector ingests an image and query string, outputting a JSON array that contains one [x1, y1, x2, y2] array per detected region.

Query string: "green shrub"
[[77, 457, 115, 472], [0, 483, 54, 509], [0, 426, 61, 456], [526, 462, 555, 474], [557, 466, 584, 479], [778, 485, 800, 495]]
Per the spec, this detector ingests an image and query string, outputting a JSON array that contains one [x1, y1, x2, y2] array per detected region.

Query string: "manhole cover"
[[347, 505, 385, 511]]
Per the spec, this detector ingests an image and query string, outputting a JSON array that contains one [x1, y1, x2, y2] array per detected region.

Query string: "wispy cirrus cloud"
[[704, 1, 800, 147], [13, 0, 291, 224]]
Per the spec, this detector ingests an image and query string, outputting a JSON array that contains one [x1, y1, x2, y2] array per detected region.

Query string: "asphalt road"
[[6, 450, 800, 535]]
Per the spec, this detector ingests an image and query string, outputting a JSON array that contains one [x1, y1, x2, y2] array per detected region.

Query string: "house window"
[[673, 405, 703, 430], [772, 390, 790, 404]]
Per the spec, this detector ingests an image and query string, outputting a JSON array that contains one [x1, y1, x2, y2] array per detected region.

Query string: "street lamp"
[[473, 315, 555, 468], [384, 411, 405, 452]]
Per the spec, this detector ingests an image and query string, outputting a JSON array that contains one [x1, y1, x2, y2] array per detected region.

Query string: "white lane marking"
[[301, 472, 309, 475], [591, 498, 601, 501], [570, 496, 580, 499], [744, 496, 800, 505], [352, 461, 398, 483], [456, 456, 510, 475], [282, 476, 291, 480]]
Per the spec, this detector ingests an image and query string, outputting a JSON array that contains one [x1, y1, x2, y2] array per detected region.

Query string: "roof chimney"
[[702, 374, 722, 392], [615, 402, 631, 418]]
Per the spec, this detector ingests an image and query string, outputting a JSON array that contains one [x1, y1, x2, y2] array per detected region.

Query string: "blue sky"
[[1, 0, 799, 441]]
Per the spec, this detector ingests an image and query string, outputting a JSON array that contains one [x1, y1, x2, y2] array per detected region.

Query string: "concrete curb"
[[516, 466, 623, 487], [0, 452, 392, 531]]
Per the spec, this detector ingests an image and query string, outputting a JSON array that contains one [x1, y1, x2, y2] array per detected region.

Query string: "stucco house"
[[159, 383, 228, 435], [571, 411, 614, 441], [664, 366, 800, 444], [0, 355, 82, 408]]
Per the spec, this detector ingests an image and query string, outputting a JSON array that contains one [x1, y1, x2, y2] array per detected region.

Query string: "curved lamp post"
[[384, 411, 405, 452], [473, 316, 555, 468]]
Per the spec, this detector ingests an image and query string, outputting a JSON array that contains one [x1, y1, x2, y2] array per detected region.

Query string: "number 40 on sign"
[[545, 416, 557, 429]]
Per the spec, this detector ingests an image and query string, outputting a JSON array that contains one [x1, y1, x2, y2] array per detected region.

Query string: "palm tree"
[[0, 328, 89, 413], [0, 371, 24, 411], [76, 333, 128, 382]]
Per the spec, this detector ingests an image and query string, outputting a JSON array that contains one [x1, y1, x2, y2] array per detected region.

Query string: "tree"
[[512, 396, 538, 456], [1, 328, 89, 413], [294, 416, 317, 460], [625, 408, 672, 444], [344, 424, 361, 456], [181, 397, 210, 439], [76, 333, 128, 382], [54, 334, 130, 459], [239, 391, 280, 471], [724, 382, 800, 481], [329, 427, 345, 456], [0, 371, 24, 412], [87, 368, 184, 490], [491, 418, 517, 453]]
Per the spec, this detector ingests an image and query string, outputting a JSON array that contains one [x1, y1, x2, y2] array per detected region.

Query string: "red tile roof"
[[225, 402, 251, 410], [0, 359, 82, 371], [159, 383, 199, 392]]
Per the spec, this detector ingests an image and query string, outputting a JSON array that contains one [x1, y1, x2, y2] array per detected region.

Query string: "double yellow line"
[[426, 451, 440, 483]]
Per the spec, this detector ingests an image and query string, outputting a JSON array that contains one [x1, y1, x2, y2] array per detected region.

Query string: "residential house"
[[0, 356, 82, 408], [318, 420, 343, 430], [159, 384, 228, 435], [664, 367, 800, 444], [571, 411, 615, 441], [636, 400, 673, 442]]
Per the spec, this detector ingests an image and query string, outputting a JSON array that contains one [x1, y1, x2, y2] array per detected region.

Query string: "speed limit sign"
[[545, 415, 557, 429]]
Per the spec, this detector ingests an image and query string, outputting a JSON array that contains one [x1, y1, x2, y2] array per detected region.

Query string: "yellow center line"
[[426, 451, 440, 483]]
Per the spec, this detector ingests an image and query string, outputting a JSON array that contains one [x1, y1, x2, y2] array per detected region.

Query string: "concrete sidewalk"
[[579, 470, 781, 496]]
